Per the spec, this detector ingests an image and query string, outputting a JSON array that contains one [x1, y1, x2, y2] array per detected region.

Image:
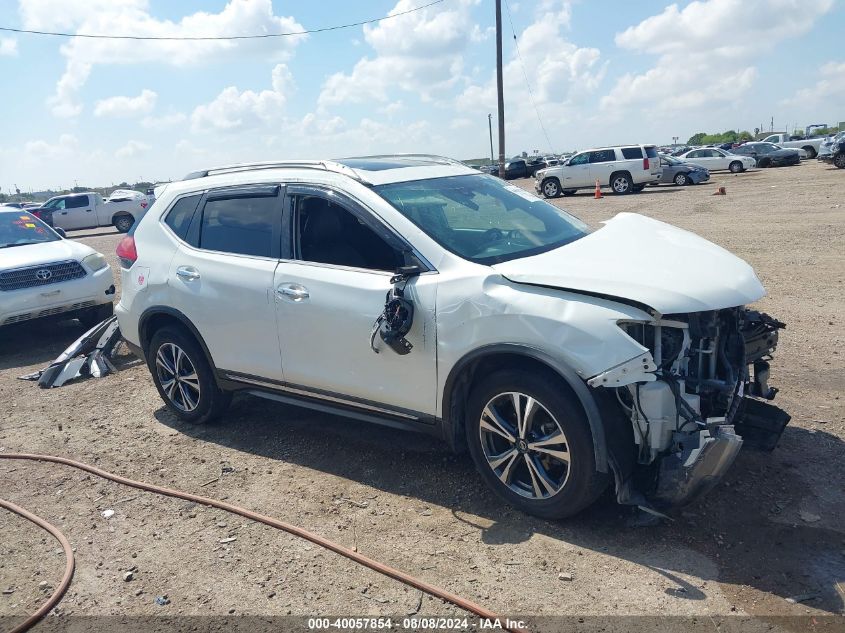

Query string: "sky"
[[0, 0, 843, 192]]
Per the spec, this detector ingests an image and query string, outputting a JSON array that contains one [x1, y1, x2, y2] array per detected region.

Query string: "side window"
[[589, 149, 615, 163], [568, 153, 589, 166], [621, 147, 643, 160], [164, 194, 202, 241], [66, 196, 89, 209], [294, 195, 402, 271], [687, 150, 703, 158], [198, 189, 279, 257]]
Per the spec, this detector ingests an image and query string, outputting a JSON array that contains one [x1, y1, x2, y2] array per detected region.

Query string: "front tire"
[[113, 214, 134, 233], [674, 172, 689, 186], [465, 369, 608, 519], [834, 153, 845, 169], [148, 326, 231, 424], [610, 172, 633, 194], [540, 178, 562, 198], [729, 161, 743, 173]]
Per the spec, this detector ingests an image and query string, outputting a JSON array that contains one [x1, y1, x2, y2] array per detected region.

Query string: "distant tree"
[[738, 130, 753, 141], [687, 132, 707, 145], [0, 193, 8, 203]]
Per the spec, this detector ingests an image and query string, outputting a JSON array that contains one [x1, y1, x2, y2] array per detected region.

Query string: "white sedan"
[[677, 148, 756, 173], [0, 209, 115, 327]]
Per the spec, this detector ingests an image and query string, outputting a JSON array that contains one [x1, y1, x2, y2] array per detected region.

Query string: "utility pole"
[[495, 0, 505, 178], [487, 114, 495, 165]]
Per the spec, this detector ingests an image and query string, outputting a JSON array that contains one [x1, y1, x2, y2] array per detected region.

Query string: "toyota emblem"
[[35, 269, 52, 281]]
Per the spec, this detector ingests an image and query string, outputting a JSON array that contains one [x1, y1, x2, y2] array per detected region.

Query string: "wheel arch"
[[608, 170, 632, 191], [441, 344, 609, 473], [138, 306, 219, 383]]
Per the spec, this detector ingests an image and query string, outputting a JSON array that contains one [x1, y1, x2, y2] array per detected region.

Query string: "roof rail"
[[182, 160, 364, 183], [339, 153, 465, 166]]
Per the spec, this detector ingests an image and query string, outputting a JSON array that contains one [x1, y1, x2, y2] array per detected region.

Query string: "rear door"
[[57, 195, 94, 230], [588, 148, 617, 185], [166, 184, 285, 381]]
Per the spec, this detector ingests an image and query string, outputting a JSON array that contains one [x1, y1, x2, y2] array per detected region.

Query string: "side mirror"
[[54, 227, 67, 238]]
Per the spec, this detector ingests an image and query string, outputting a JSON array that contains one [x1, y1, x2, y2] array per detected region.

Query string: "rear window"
[[198, 189, 279, 258], [621, 147, 643, 160], [589, 149, 615, 163], [645, 146, 658, 158], [164, 194, 202, 241]]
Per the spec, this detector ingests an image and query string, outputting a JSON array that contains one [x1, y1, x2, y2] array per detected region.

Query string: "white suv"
[[535, 145, 662, 198], [116, 155, 787, 518], [0, 208, 115, 327]]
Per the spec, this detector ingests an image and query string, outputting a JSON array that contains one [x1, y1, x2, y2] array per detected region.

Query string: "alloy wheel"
[[542, 179, 560, 198], [478, 392, 571, 499], [611, 176, 630, 193], [155, 342, 201, 412]]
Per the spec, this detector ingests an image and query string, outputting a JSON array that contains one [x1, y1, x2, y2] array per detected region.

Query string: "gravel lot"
[[1, 161, 844, 629]]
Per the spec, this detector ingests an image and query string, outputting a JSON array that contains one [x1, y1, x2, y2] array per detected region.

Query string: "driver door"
[[273, 185, 439, 418], [561, 152, 591, 187]]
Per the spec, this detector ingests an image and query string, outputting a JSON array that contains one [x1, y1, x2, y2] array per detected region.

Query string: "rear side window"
[[66, 196, 89, 209], [198, 188, 279, 258], [645, 146, 658, 158], [621, 147, 643, 159], [164, 194, 202, 240], [589, 149, 615, 163]]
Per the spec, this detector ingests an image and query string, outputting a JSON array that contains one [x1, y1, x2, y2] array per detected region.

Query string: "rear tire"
[[728, 161, 743, 173], [834, 153, 845, 169], [148, 326, 231, 424], [802, 146, 816, 159], [610, 172, 633, 194], [540, 178, 561, 198], [465, 369, 608, 519], [113, 214, 134, 233]]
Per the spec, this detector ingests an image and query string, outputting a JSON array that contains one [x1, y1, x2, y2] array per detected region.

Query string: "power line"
[[0, 0, 446, 41], [503, 0, 555, 155]]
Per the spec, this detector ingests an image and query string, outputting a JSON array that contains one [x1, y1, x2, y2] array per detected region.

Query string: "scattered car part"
[[0, 453, 522, 633], [19, 316, 122, 387], [370, 266, 420, 355]]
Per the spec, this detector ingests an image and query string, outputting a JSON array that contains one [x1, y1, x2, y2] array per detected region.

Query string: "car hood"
[[492, 213, 765, 314], [0, 239, 95, 270]]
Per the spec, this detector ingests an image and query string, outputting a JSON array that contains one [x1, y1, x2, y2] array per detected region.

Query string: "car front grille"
[[2, 300, 97, 325], [0, 260, 86, 292]]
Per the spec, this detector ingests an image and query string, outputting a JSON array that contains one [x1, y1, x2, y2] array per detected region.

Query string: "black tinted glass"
[[199, 195, 277, 257], [621, 147, 643, 159], [589, 150, 615, 163], [645, 146, 658, 158], [164, 194, 201, 240], [66, 196, 89, 209]]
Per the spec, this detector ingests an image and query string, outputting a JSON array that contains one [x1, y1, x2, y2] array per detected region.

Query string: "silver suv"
[[535, 145, 662, 197], [116, 155, 788, 519]]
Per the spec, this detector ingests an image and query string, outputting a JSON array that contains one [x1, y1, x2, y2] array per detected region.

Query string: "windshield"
[[374, 174, 589, 264], [0, 212, 59, 249], [662, 155, 682, 165]]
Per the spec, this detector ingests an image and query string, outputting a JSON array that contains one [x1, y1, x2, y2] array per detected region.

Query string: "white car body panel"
[[677, 148, 755, 172], [492, 213, 766, 315], [0, 220, 114, 325]]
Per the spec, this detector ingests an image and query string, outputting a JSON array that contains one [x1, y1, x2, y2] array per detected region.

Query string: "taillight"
[[141, 201, 148, 209], [643, 157, 650, 170], [116, 235, 137, 268]]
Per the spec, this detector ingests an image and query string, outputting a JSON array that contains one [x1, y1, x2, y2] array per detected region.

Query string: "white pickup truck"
[[35, 192, 149, 233], [760, 133, 823, 159]]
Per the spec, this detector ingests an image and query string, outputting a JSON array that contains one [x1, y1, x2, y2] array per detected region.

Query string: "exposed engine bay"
[[608, 308, 788, 510]]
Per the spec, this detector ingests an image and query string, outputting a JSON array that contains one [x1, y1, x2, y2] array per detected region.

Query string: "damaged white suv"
[[116, 156, 788, 518]]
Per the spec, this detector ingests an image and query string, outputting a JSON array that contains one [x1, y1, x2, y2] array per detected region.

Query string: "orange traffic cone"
[[712, 186, 727, 196], [594, 179, 603, 199]]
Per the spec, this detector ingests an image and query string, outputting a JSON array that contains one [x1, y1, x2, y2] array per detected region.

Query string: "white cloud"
[[318, 0, 479, 107], [784, 61, 845, 105], [115, 140, 151, 158], [603, 0, 834, 116], [24, 133, 79, 162], [190, 63, 292, 133], [94, 89, 157, 118], [455, 1, 605, 152], [20, 0, 306, 117], [0, 38, 18, 56]]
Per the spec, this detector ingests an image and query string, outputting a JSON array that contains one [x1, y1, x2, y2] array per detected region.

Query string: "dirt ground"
[[1, 161, 844, 630]]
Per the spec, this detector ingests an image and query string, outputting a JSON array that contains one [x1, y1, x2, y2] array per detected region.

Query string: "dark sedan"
[[658, 155, 710, 186], [480, 159, 545, 180], [730, 142, 800, 167]]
